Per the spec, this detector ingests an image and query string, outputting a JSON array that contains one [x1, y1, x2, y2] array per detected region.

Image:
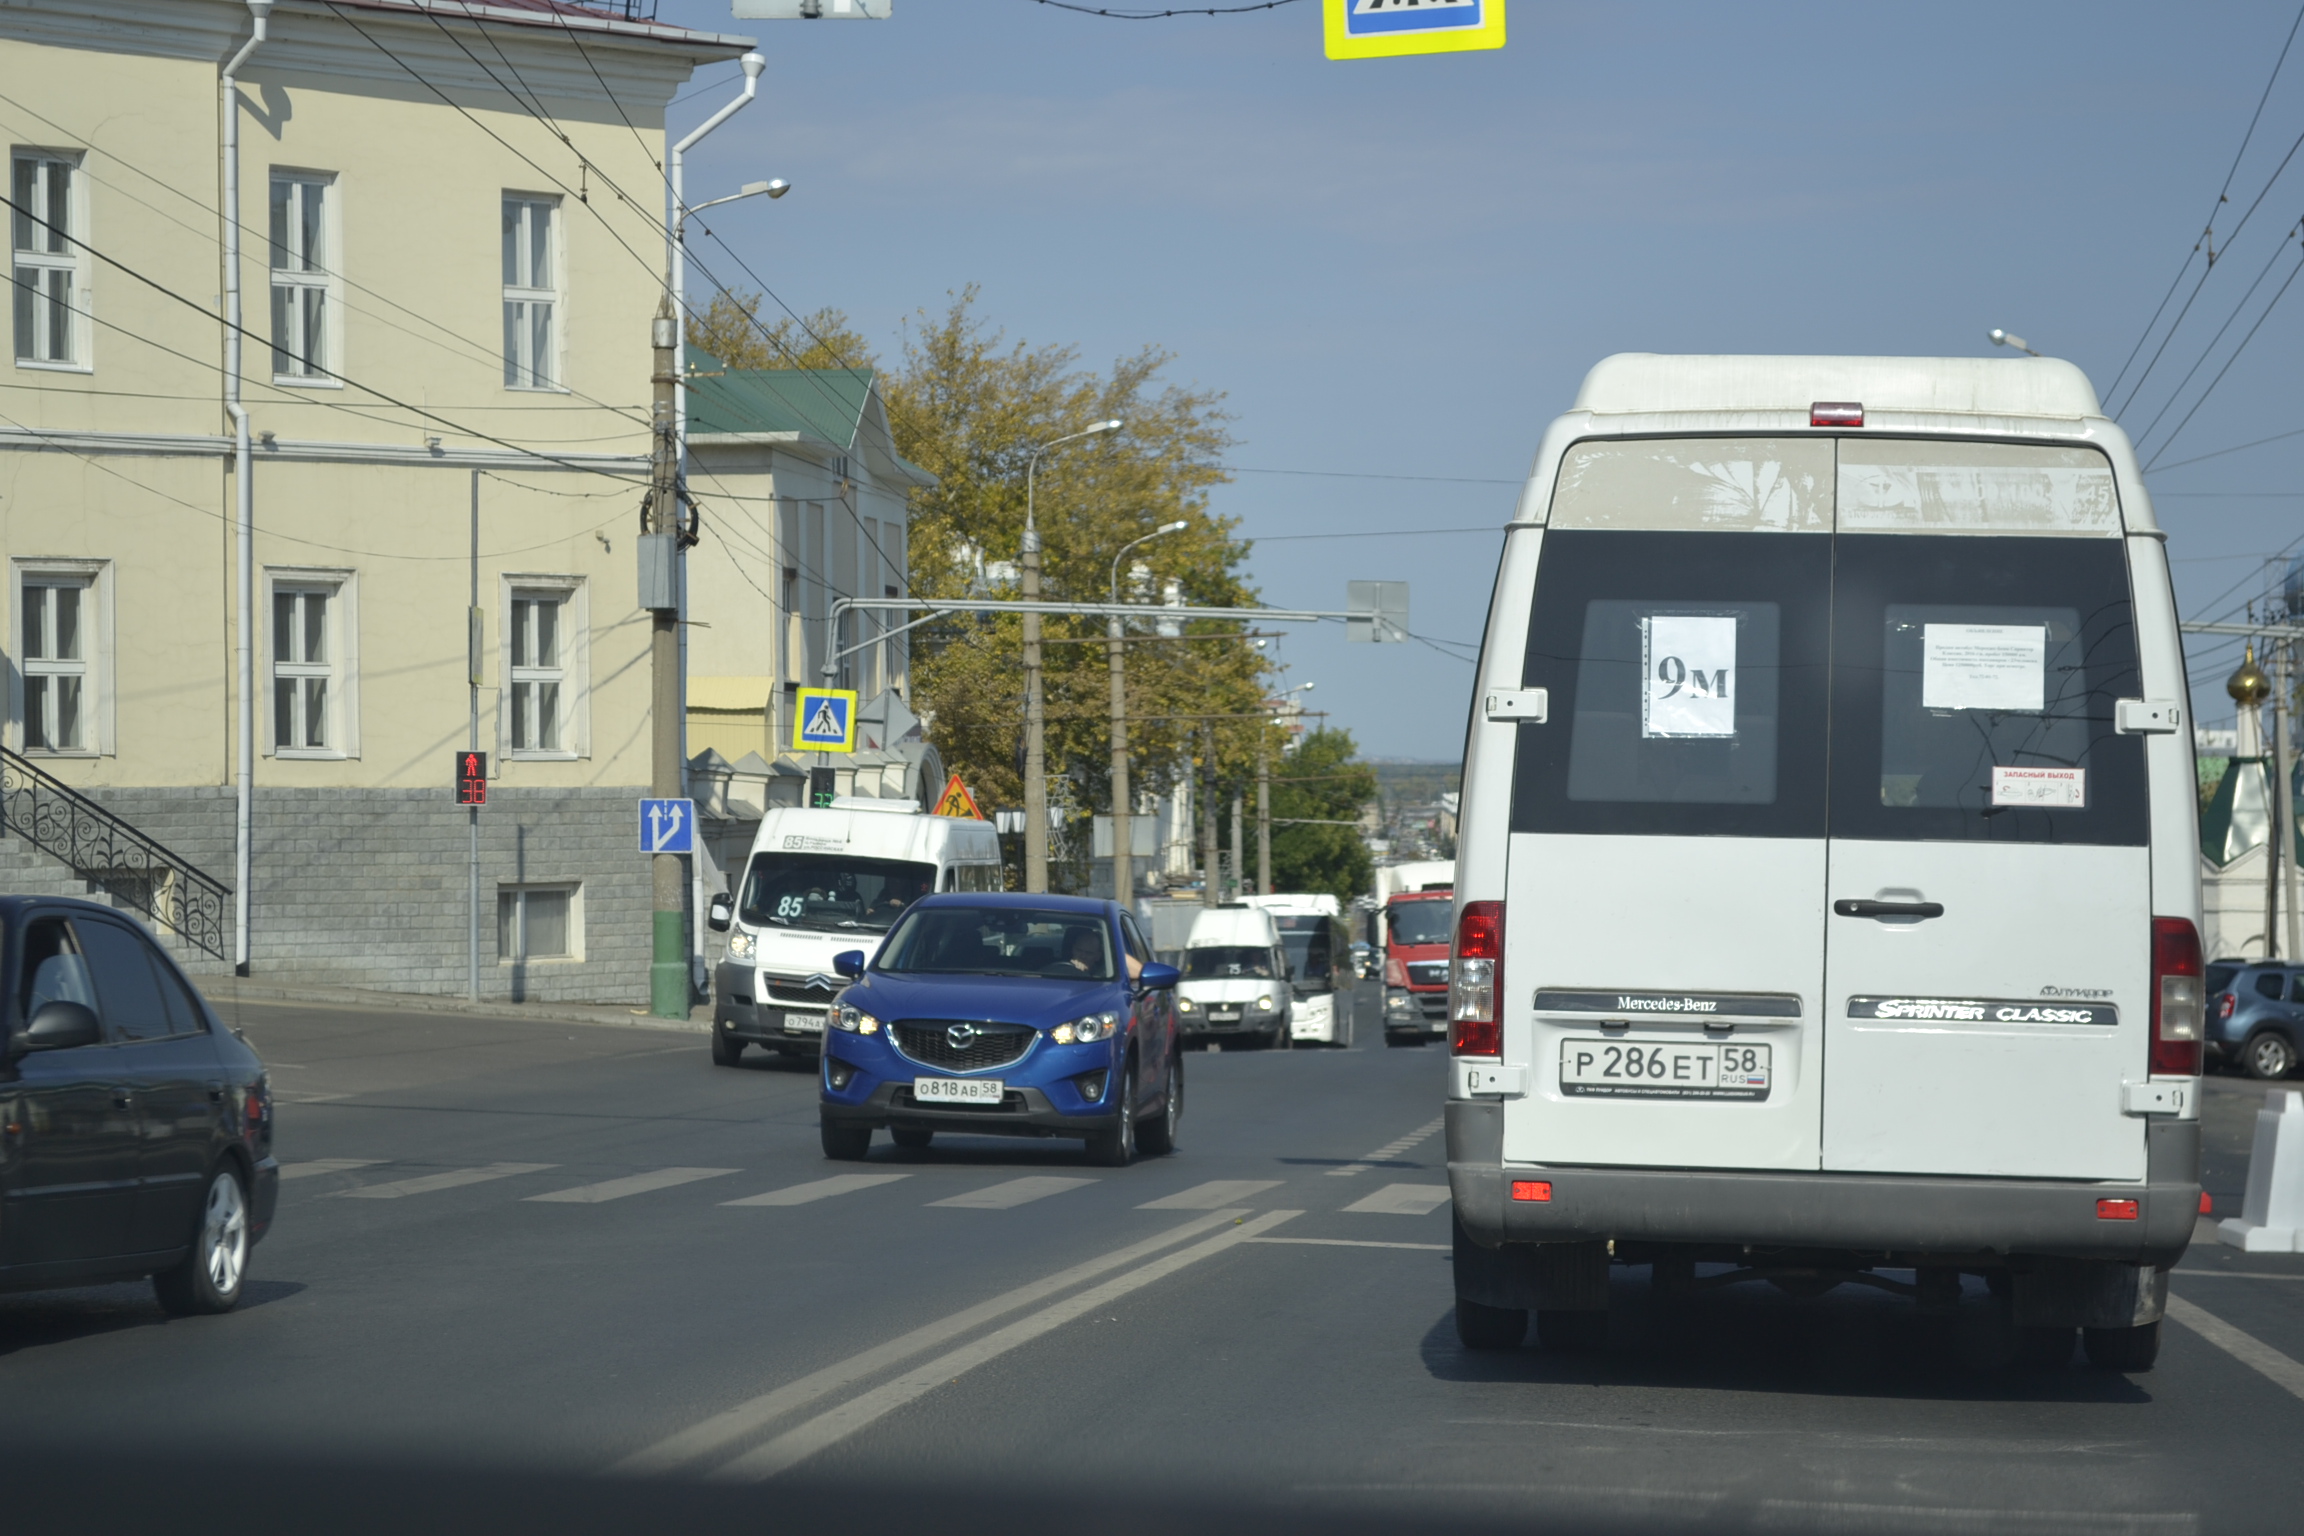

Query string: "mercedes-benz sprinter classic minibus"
[[1447, 356, 2201, 1372]]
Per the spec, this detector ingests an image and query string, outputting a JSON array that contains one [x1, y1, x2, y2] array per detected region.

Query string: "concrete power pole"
[[1107, 613, 1131, 905], [1199, 726, 1219, 908], [1256, 741, 1271, 897], [644, 299, 686, 1017], [1230, 790, 1244, 903], [1021, 523, 1048, 892], [2280, 640, 2303, 961]]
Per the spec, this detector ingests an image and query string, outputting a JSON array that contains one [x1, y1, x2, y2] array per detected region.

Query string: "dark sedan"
[[0, 895, 278, 1312]]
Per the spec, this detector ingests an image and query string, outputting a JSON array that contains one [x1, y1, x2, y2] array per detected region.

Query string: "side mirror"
[[707, 895, 733, 933], [833, 949, 866, 980], [15, 999, 100, 1056], [1138, 962, 1178, 991]]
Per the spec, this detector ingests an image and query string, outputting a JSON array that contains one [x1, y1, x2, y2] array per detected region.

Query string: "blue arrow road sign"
[[639, 798, 696, 855]]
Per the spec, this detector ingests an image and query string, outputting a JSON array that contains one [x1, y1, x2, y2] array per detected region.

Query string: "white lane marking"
[[336, 1162, 556, 1199], [1250, 1237, 1447, 1252], [1328, 1114, 1446, 1177], [1137, 1179, 1282, 1210], [613, 1207, 1251, 1475], [722, 1174, 910, 1207], [2165, 1292, 2304, 1401], [712, 1209, 1302, 1482], [2173, 1269, 2304, 1281], [1342, 1182, 1451, 1216], [526, 1167, 740, 1204], [1754, 1501, 2196, 1534], [275, 1092, 349, 1105], [928, 1176, 1095, 1210], [279, 1158, 385, 1181]]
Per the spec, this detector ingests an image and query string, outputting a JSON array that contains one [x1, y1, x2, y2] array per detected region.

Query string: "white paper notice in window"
[[1921, 624, 2045, 713], [1992, 766, 2085, 808], [1642, 614, 1736, 738]]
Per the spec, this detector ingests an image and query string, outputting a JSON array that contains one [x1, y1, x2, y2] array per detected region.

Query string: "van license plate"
[[1559, 1040, 1770, 1101], [914, 1077, 1003, 1103], [782, 1012, 825, 1035]]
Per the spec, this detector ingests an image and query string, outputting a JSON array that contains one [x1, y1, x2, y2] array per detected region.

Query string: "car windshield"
[[1387, 900, 1452, 946], [879, 905, 1116, 980], [1182, 945, 1274, 979], [2207, 963, 2241, 995], [738, 854, 936, 934]]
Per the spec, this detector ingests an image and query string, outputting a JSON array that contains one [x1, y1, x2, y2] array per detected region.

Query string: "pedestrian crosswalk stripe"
[[1327, 1114, 1448, 1177], [280, 1158, 386, 1181], [337, 1163, 557, 1200], [723, 1174, 911, 1207], [1138, 1179, 1282, 1210], [929, 1176, 1096, 1210], [527, 1167, 741, 1204], [1341, 1183, 1451, 1216]]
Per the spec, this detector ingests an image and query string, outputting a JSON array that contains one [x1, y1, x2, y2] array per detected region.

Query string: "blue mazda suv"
[[818, 893, 1182, 1166]]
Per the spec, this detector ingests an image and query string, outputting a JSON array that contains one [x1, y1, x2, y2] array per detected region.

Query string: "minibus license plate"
[[782, 1011, 824, 1035], [914, 1077, 1002, 1104], [1559, 1039, 1770, 1101]]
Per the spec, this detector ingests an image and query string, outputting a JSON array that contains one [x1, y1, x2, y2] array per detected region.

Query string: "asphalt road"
[[6, 980, 2304, 1536]]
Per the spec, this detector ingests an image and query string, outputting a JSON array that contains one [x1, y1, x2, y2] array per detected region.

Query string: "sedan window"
[[880, 906, 1115, 980], [76, 919, 174, 1041], [2289, 974, 2304, 1005], [19, 917, 96, 1022]]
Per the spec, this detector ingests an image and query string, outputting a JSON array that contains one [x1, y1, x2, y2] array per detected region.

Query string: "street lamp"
[[1105, 517, 1189, 904], [1988, 328, 2042, 357], [1019, 418, 1124, 893]]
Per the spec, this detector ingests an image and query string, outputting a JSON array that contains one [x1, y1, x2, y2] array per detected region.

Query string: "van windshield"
[[879, 906, 1116, 980], [1183, 946, 1275, 979], [1387, 902, 1452, 947], [739, 854, 936, 934]]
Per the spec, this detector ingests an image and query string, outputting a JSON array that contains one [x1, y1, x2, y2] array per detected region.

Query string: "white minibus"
[[1448, 355, 2201, 1372]]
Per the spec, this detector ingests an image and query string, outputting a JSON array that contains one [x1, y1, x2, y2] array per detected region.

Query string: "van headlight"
[[1175, 996, 1196, 1013], [1255, 996, 1275, 1012], [726, 928, 755, 961], [833, 1004, 881, 1035], [1052, 1011, 1121, 1044]]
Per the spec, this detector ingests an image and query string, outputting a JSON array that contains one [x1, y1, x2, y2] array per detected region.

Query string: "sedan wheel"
[[155, 1165, 249, 1317], [2246, 1030, 2299, 1080]]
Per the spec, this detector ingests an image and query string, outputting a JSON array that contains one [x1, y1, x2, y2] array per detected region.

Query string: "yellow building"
[[0, 0, 797, 1003]]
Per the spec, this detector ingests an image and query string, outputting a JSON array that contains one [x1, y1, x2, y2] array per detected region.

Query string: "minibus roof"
[[1573, 354, 2103, 419]]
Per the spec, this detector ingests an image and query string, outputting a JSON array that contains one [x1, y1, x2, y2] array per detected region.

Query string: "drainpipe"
[[222, 0, 271, 977], [668, 52, 763, 995]]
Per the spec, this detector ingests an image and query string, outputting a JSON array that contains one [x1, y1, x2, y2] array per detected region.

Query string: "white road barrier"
[[2218, 1089, 2304, 1253]]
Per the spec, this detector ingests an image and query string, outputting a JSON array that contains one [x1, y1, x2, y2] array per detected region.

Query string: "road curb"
[[199, 977, 713, 1035]]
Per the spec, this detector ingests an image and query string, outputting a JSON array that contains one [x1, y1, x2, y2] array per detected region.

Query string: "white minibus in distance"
[[1447, 355, 2201, 1372], [707, 800, 1003, 1064]]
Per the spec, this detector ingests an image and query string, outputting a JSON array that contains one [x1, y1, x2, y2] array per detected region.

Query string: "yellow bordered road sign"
[[794, 687, 859, 753], [1324, 0, 1504, 60]]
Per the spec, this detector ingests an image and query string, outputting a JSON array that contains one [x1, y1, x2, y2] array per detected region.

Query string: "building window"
[[269, 172, 336, 382], [501, 195, 558, 390], [20, 573, 90, 752], [509, 589, 564, 753], [266, 569, 356, 759], [499, 884, 578, 962], [12, 150, 86, 369]]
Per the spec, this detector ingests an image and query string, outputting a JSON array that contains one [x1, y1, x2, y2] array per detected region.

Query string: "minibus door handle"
[[1833, 899, 1945, 920]]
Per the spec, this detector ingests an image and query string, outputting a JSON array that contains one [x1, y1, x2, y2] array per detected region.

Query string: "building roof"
[[686, 348, 936, 488], [1573, 355, 2104, 420], [334, 1, 754, 51]]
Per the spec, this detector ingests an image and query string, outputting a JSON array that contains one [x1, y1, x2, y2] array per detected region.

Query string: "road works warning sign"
[[1324, 0, 1505, 60], [793, 687, 858, 753], [932, 774, 985, 820]]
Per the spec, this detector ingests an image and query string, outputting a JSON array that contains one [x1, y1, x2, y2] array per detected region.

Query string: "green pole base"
[[651, 908, 689, 1019]]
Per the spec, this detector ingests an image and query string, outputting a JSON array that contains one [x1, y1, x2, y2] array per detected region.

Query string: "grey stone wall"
[[70, 785, 661, 1005]]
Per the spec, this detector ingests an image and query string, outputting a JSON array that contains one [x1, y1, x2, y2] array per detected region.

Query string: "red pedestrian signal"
[[456, 751, 488, 806]]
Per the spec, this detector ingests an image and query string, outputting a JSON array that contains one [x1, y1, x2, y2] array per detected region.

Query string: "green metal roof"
[[685, 346, 873, 447]]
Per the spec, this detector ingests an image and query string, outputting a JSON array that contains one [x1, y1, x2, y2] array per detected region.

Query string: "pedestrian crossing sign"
[[1324, 0, 1504, 60], [794, 687, 858, 753]]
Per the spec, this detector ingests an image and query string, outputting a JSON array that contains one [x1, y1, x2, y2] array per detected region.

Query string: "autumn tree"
[[1266, 729, 1378, 904]]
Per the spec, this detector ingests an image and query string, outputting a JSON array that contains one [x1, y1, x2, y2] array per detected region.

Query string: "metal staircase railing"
[[0, 747, 231, 960]]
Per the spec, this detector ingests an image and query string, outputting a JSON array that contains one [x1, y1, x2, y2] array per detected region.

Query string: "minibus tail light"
[[2150, 916, 2203, 1076], [1810, 401, 1864, 427], [1450, 901, 1503, 1057]]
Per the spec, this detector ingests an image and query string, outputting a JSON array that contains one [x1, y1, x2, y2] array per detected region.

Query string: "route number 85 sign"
[[1641, 614, 1736, 739]]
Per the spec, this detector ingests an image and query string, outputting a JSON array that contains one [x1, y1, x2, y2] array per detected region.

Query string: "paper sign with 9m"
[[1642, 615, 1735, 738]]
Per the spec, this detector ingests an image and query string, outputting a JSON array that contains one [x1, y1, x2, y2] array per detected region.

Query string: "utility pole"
[[1230, 790, 1244, 903], [1107, 612, 1131, 905], [469, 470, 481, 1003], [1256, 740, 1271, 897], [2279, 639, 2303, 960], [1199, 726, 1219, 908], [644, 297, 686, 1017]]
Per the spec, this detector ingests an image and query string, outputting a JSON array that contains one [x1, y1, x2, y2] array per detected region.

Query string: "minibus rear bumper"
[[1446, 1101, 2200, 1266]]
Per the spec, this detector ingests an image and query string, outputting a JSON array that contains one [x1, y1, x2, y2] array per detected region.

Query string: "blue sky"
[[655, 0, 2304, 757]]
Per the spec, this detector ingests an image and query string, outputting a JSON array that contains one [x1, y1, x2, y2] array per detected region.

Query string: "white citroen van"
[[1447, 356, 2202, 1372], [1176, 903, 1292, 1050], [708, 800, 1003, 1063]]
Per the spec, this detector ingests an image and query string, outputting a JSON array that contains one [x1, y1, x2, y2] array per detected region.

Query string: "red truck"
[[1380, 879, 1454, 1047]]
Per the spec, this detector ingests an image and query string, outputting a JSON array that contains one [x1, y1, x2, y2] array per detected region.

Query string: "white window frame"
[[499, 575, 588, 760], [501, 193, 562, 392], [498, 882, 583, 964], [268, 169, 340, 387], [11, 148, 90, 373], [9, 558, 112, 756], [265, 567, 358, 759]]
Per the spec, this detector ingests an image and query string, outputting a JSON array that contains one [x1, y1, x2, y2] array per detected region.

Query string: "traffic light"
[[455, 751, 488, 806]]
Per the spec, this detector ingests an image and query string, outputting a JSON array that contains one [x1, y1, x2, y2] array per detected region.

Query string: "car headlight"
[[1175, 996, 1196, 1013], [1255, 996, 1274, 1012], [1051, 1011, 1121, 1044], [833, 1004, 881, 1035], [726, 928, 755, 961]]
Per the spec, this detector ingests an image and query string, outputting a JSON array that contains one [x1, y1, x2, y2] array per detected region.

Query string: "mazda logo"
[[946, 1023, 979, 1050]]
